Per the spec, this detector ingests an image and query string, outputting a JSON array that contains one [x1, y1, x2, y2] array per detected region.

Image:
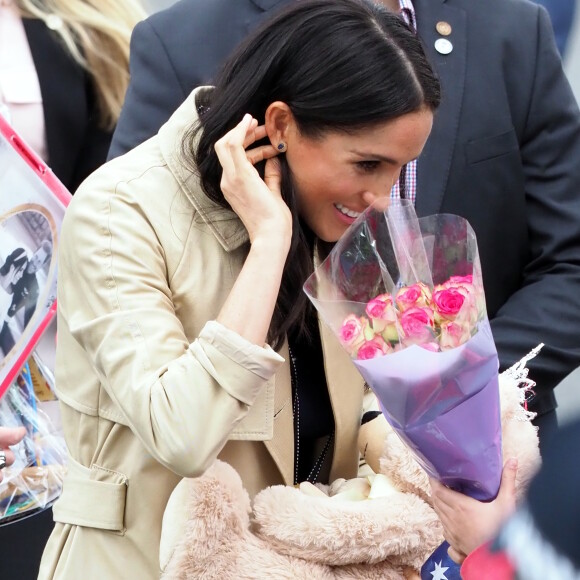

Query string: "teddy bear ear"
[[160, 461, 251, 577]]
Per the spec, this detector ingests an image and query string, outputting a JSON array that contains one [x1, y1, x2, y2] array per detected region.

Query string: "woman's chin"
[[314, 229, 346, 243], [301, 216, 348, 243]]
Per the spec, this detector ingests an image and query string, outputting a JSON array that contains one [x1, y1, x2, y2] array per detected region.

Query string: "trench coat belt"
[[52, 455, 128, 532]]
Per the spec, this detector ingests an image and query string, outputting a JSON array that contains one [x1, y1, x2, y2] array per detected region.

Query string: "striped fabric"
[[390, 0, 418, 204]]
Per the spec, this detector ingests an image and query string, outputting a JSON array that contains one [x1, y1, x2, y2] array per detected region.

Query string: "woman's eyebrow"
[[349, 150, 398, 164]]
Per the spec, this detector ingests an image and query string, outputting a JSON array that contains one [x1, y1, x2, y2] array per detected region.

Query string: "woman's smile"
[[334, 203, 362, 222]]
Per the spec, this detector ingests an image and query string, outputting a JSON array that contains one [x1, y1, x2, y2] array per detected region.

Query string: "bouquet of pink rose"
[[342, 273, 483, 359], [304, 200, 502, 501]]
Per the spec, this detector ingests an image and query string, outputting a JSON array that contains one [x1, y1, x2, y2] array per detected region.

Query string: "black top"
[[288, 317, 335, 484]]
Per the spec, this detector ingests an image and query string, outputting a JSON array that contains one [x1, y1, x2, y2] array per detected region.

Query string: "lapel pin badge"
[[434, 38, 453, 55], [436, 21, 452, 36]]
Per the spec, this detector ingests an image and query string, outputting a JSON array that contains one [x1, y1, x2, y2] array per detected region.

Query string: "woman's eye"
[[356, 160, 380, 173]]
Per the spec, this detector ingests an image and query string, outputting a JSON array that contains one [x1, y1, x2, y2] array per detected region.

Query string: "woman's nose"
[[362, 169, 403, 207], [362, 189, 391, 209]]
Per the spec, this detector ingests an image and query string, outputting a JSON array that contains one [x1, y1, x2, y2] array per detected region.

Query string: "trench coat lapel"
[[320, 321, 365, 483], [261, 329, 364, 486], [414, 0, 467, 217]]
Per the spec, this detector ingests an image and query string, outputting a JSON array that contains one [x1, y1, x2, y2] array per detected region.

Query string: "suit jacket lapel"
[[414, 0, 467, 217]]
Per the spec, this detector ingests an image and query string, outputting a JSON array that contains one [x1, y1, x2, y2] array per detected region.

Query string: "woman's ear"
[[264, 101, 295, 151]]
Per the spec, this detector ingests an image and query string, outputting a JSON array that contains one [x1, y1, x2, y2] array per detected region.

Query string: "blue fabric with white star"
[[420, 541, 462, 580]]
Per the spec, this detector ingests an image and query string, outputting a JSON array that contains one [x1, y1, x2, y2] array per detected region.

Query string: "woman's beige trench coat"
[[38, 89, 369, 579]]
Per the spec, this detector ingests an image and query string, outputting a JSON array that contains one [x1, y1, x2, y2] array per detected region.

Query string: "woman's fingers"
[[0, 426, 26, 447], [263, 157, 282, 194], [246, 143, 279, 165], [214, 113, 253, 175], [216, 115, 278, 168], [216, 114, 282, 196], [243, 123, 267, 149], [0, 426, 25, 482]]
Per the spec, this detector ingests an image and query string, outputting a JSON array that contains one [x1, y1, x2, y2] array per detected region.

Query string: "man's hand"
[[429, 458, 518, 559]]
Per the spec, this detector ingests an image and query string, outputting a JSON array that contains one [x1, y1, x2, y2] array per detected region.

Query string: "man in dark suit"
[[109, 0, 580, 445]]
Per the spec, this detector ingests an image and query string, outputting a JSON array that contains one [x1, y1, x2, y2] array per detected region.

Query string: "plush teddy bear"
[[161, 369, 541, 579]]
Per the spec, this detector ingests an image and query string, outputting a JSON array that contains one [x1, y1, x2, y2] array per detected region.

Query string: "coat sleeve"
[[489, 6, 580, 411], [107, 17, 192, 160], [58, 178, 284, 477]]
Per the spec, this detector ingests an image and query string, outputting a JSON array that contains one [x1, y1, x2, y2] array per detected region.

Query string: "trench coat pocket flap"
[[53, 459, 127, 532]]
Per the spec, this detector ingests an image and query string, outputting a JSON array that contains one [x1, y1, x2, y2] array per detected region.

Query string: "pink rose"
[[432, 286, 469, 322], [395, 282, 432, 312], [339, 314, 366, 354], [366, 294, 397, 324], [400, 306, 435, 345], [365, 294, 398, 340], [447, 275, 486, 320], [357, 336, 393, 360], [440, 320, 472, 350]]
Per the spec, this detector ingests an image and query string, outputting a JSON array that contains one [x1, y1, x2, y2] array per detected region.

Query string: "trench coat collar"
[[159, 87, 250, 253]]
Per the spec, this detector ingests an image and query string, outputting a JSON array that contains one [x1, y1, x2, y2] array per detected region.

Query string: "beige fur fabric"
[[162, 371, 540, 578], [161, 460, 428, 579], [252, 484, 441, 568]]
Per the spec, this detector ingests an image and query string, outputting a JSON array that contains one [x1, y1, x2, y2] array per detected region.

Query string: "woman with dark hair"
[[0, 248, 28, 327], [39, 1, 440, 577], [0, 238, 56, 355], [0, 248, 28, 281]]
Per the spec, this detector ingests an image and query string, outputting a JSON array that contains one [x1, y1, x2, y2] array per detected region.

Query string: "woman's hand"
[[0, 426, 26, 483], [429, 458, 518, 561], [214, 114, 293, 345], [214, 114, 291, 246]]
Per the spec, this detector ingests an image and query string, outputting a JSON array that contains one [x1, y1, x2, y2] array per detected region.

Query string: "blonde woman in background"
[[0, 1, 145, 578], [0, 0, 146, 192]]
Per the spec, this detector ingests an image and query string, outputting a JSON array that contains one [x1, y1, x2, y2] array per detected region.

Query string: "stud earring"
[[277, 142, 287, 152]]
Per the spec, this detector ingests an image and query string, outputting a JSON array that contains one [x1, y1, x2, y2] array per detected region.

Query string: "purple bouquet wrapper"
[[354, 319, 502, 501]]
